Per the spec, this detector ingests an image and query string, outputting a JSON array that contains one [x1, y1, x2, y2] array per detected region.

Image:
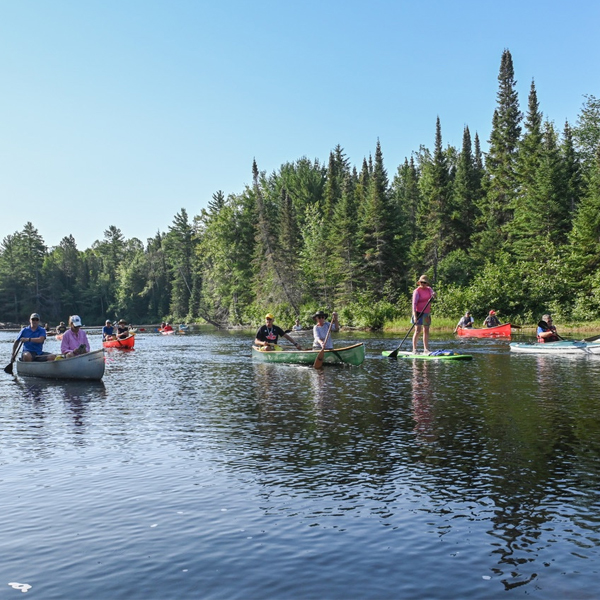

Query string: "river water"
[[1, 328, 600, 599]]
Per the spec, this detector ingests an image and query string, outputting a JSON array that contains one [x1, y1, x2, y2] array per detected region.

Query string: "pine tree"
[[473, 49, 522, 259], [413, 118, 452, 281], [562, 121, 583, 216], [358, 140, 393, 296], [451, 126, 479, 251], [568, 147, 600, 278]]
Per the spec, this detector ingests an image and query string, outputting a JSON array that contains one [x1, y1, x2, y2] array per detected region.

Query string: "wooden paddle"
[[4, 339, 24, 374], [387, 296, 434, 359], [313, 320, 335, 369]]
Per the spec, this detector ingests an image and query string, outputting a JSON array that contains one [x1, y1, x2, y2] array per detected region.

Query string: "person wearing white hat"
[[60, 315, 91, 358]]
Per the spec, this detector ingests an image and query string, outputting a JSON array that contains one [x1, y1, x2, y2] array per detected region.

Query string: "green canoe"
[[382, 350, 473, 361], [252, 343, 366, 366]]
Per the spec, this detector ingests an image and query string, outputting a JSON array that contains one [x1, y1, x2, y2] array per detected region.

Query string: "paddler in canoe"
[[116, 319, 130, 339], [255, 313, 302, 351], [483, 310, 501, 328], [312, 310, 339, 350], [102, 319, 115, 341], [453, 310, 474, 333]]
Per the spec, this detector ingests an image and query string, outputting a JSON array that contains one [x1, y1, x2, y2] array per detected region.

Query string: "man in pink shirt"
[[60, 315, 91, 358]]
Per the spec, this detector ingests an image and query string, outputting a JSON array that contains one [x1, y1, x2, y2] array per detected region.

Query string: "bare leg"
[[412, 325, 422, 354], [423, 327, 430, 353]]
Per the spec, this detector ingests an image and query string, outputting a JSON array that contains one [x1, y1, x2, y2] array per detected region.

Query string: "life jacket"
[[538, 333, 559, 343]]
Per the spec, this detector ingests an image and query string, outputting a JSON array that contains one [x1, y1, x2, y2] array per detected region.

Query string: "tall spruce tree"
[[451, 126, 479, 251], [412, 118, 452, 281], [358, 140, 394, 296], [473, 48, 522, 259]]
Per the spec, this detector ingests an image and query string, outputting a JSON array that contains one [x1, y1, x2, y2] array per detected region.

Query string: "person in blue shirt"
[[11, 313, 56, 363], [537, 314, 560, 343], [102, 319, 115, 341]]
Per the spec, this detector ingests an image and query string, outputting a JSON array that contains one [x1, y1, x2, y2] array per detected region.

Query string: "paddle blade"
[[387, 348, 399, 359], [4, 362, 14, 374], [583, 334, 600, 343], [313, 349, 325, 369]]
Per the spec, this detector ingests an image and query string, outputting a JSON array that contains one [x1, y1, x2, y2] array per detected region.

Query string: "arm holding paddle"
[[313, 319, 335, 369]]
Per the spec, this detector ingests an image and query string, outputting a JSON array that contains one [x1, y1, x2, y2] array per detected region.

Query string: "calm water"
[[1, 329, 600, 599]]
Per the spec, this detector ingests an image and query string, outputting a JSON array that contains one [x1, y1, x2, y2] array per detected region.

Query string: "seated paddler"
[[255, 313, 301, 351], [537, 314, 560, 343]]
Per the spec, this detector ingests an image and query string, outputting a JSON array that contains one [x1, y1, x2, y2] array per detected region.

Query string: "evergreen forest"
[[3, 50, 600, 329]]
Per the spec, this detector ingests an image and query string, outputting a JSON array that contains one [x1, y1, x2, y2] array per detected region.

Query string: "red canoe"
[[456, 323, 512, 337], [103, 335, 135, 349]]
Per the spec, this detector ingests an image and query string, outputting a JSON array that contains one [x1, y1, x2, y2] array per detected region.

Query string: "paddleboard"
[[382, 350, 473, 361]]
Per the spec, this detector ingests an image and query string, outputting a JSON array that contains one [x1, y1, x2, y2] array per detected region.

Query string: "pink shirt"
[[61, 328, 91, 354], [412, 285, 434, 314]]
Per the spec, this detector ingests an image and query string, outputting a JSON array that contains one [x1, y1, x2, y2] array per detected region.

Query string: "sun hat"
[[70, 315, 83, 327], [118, 319, 127, 324], [418, 275, 429, 284], [312, 310, 328, 319]]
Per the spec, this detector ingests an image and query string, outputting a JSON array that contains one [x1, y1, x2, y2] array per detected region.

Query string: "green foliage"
[[0, 50, 598, 329]]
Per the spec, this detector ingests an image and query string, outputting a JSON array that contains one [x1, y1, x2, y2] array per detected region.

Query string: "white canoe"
[[510, 341, 600, 355], [16, 349, 106, 380]]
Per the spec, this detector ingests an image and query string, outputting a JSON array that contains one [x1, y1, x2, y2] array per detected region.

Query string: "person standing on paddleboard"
[[412, 275, 436, 354]]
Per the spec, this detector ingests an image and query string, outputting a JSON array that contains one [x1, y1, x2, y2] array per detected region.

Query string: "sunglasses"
[[31, 318, 39, 321]]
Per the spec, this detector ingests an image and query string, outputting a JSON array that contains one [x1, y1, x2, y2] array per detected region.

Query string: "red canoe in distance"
[[102, 335, 135, 349], [456, 323, 512, 338]]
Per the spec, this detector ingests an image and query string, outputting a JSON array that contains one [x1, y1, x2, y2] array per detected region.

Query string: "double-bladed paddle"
[[537, 320, 564, 341], [387, 296, 434, 359], [313, 320, 335, 369], [582, 333, 600, 343]]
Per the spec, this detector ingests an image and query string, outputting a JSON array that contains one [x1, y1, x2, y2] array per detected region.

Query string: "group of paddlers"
[[454, 309, 560, 343], [453, 309, 502, 333], [254, 311, 340, 351]]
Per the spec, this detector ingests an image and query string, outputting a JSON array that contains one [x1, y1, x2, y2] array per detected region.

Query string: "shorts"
[[27, 351, 53, 362], [412, 313, 431, 327]]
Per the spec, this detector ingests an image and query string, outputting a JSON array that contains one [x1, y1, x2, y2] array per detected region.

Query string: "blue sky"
[[1, 0, 598, 250]]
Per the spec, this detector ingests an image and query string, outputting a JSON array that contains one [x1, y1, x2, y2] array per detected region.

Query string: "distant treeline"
[[2, 49, 600, 329]]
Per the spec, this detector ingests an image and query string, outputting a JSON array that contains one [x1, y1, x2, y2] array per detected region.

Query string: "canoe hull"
[[510, 341, 600, 355], [382, 350, 472, 361], [16, 349, 106, 380], [103, 335, 135, 349], [252, 343, 365, 366], [457, 323, 512, 337]]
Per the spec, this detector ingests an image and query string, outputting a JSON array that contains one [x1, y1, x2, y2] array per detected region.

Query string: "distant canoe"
[[16, 349, 105, 380], [103, 335, 135, 349], [510, 341, 600, 355], [457, 323, 512, 337], [160, 329, 175, 335], [252, 343, 366, 366]]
